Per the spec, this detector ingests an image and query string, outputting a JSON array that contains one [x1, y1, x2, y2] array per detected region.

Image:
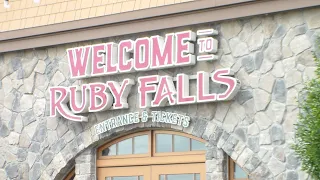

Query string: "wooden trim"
[[0, 0, 319, 53], [96, 130, 206, 179], [99, 153, 149, 160], [228, 158, 249, 180], [151, 163, 206, 180], [64, 168, 75, 180], [229, 157, 234, 180], [96, 154, 205, 167], [97, 166, 151, 180], [97, 163, 205, 180], [153, 151, 206, 157], [97, 130, 206, 160], [96, 130, 206, 168]]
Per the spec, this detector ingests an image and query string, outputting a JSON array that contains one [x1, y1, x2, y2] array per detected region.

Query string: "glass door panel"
[[160, 174, 200, 180], [151, 163, 205, 180], [106, 176, 144, 180], [98, 166, 150, 180]]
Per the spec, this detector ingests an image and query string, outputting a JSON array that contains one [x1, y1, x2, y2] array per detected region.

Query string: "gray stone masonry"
[[0, 6, 320, 180]]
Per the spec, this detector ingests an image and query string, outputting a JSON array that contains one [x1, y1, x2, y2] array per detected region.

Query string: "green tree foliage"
[[293, 40, 320, 180]]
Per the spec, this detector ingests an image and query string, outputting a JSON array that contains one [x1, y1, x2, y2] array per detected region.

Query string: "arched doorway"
[[58, 125, 251, 180], [96, 130, 206, 180]]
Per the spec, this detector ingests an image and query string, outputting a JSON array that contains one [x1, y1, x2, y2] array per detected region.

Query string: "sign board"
[[49, 29, 240, 122]]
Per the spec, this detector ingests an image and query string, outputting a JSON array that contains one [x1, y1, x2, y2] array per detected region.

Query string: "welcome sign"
[[49, 29, 240, 122]]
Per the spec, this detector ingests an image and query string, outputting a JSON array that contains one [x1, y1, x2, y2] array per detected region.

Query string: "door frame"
[[151, 163, 206, 180], [98, 166, 151, 180], [96, 130, 207, 180], [97, 163, 206, 180]]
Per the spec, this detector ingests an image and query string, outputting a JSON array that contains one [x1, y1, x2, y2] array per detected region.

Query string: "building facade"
[[0, 0, 320, 180]]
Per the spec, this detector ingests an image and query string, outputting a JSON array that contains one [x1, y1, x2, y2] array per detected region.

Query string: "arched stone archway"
[[42, 118, 273, 180]]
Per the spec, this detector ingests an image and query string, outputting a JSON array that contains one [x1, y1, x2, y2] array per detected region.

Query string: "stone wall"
[[0, 6, 319, 180]]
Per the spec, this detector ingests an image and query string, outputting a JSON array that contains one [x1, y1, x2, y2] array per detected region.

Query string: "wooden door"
[[97, 131, 207, 180], [97, 166, 151, 180], [151, 163, 206, 180]]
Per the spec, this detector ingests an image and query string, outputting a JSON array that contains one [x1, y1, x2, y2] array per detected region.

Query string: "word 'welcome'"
[[67, 30, 218, 78]]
